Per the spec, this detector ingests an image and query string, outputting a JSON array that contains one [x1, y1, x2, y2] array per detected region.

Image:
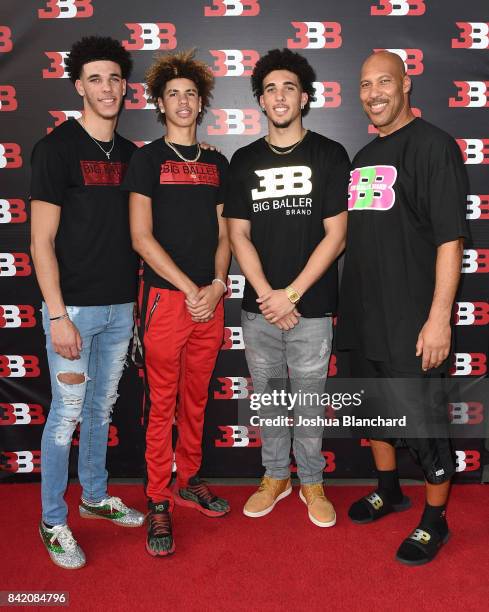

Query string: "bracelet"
[[49, 312, 70, 322], [212, 278, 227, 294]]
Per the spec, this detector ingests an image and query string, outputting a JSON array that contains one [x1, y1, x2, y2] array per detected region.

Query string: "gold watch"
[[285, 285, 301, 304]]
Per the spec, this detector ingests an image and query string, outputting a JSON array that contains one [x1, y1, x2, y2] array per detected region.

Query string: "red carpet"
[[1, 484, 488, 611]]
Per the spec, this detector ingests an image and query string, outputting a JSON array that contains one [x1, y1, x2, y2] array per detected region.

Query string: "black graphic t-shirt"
[[122, 139, 228, 289], [336, 118, 469, 370], [30, 119, 138, 306], [223, 131, 350, 317]]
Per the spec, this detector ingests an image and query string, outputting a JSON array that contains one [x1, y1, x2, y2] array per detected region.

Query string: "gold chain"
[[265, 129, 308, 155]]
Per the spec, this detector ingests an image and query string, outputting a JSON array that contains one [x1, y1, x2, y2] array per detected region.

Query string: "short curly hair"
[[251, 48, 316, 115], [145, 49, 214, 125], [66, 36, 132, 83]]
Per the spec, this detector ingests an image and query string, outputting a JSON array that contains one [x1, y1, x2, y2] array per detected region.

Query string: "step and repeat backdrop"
[[1, 0, 488, 483]]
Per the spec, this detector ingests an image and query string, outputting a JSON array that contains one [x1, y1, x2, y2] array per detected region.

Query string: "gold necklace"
[[265, 129, 308, 155], [164, 138, 201, 179]]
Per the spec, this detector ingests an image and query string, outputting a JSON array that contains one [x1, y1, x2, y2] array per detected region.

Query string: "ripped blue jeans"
[[41, 302, 134, 526]]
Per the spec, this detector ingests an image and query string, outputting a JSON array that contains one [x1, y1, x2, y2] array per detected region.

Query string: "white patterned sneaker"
[[79, 496, 145, 527], [39, 521, 86, 570]]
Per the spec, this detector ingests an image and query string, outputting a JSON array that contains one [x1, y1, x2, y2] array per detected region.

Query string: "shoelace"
[[100, 496, 126, 513], [188, 480, 216, 503], [50, 525, 77, 552], [150, 510, 171, 537]]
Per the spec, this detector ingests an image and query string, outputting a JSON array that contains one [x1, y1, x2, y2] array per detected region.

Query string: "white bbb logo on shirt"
[[251, 166, 312, 200]]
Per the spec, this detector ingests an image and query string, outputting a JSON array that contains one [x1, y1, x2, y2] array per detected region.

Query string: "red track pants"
[[140, 284, 224, 505]]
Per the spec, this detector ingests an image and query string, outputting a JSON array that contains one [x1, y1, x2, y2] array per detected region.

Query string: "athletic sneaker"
[[39, 521, 86, 570], [79, 496, 145, 527], [174, 476, 230, 517], [146, 501, 175, 557]]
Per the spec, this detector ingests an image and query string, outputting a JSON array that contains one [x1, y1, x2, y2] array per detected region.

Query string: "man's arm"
[[30, 200, 82, 360], [185, 204, 231, 321], [227, 217, 299, 330], [416, 238, 464, 370], [258, 211, 347, 323], [129, 192, 200, 303]]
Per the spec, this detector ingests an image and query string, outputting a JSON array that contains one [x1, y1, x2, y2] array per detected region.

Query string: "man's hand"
[[274, 309, 301, 331], [199, 141, 220, 152], [416, 317, 451, 371], [257, 289, 297, 323], [185, 283, 223, 322], [50, 318, 82, 360]]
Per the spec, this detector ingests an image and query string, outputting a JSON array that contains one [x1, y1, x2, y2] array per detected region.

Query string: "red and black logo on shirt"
[[159, 161, 220, 186], [80, 161, 128, 186]]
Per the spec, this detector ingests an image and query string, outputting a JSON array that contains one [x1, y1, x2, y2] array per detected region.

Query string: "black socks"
[[419, 502, 448, 538], [377, 468, 403, 505]]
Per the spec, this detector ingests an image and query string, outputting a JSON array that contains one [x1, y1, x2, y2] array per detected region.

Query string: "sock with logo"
[[377, 468, 403, 505]]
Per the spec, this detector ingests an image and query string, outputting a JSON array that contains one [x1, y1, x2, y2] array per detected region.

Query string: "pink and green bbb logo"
[[348, 165, 397, 211]]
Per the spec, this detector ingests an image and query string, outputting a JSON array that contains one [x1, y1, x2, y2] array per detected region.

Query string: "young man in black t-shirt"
[[123, 50, 230, 557], [224, 49, 349, 527], [336, 51, 469, 565], [30, 37, 144, 570]]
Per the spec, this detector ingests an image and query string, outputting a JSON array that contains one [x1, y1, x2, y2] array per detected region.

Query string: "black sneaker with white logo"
[[146, 501, 175, 557]]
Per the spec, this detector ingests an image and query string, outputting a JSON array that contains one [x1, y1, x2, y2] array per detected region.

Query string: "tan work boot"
[[299, 483, 336, 527], [243, 476, 292, 517]]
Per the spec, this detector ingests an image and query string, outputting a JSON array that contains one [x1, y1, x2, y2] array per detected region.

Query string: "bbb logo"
[[374, 48, 424, 75], [452, 23, 489, 49], [455, 302, 489, 326], [208, 109, 261, 135], [310, 82, 341, 108], [209, 50, 259, 77], [38, 0, 93, 18], [47, 110, 82, 134], [455, 450, 480, 472], [466, 195, 489, 220], [222, 327, 245, 350], [226, 274, 245, 299], [73, 424, 119, 447], [125, 84, 151, 110], [0, 305, 36, 328], [123, 23, 176, 51], [0, 451, 41, 473], [449, 403, 483, 425], [0, 355, 41, 378], [0, 143, 22, 168], [450, 353, 487, 376], [288, 22, 342, 49], [215, 425, 261, 447], [461, 249, 489, 273], [204, 1, 260, 16], [449, 82, 489, 108], [371, 0, 425, 15], [0, 199, 27, 224], [457, 139, 489, 164], [0, 26, 13, 53], [0, 85, 17, 111], [0, 403, 45, 425], [42, 51, 69, 79], [214, 377, 253, 400], [0, 253, 31, 276]]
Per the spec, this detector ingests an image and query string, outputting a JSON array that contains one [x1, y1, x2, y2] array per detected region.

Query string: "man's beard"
[[271, 118, 293, 129]]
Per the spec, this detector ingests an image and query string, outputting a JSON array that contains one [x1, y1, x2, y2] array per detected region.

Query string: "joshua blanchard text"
[[249, 415, 407, 427]]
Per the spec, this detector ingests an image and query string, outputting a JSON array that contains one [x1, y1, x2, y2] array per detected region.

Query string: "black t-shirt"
[[336, 118, 469, 370], [30, 119, 138, 306], [122, 139, 228, 289], [223, 131, 350, 317]]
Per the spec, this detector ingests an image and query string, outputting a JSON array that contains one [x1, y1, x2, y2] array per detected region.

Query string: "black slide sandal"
[[348, 489, 411, 524], [396, 526, 451, 566]]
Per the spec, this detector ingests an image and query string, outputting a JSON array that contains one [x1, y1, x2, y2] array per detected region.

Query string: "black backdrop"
[[1, 0, 488, 483]]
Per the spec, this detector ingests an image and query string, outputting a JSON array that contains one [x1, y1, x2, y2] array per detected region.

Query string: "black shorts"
[[346, 350, 455, 484]]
